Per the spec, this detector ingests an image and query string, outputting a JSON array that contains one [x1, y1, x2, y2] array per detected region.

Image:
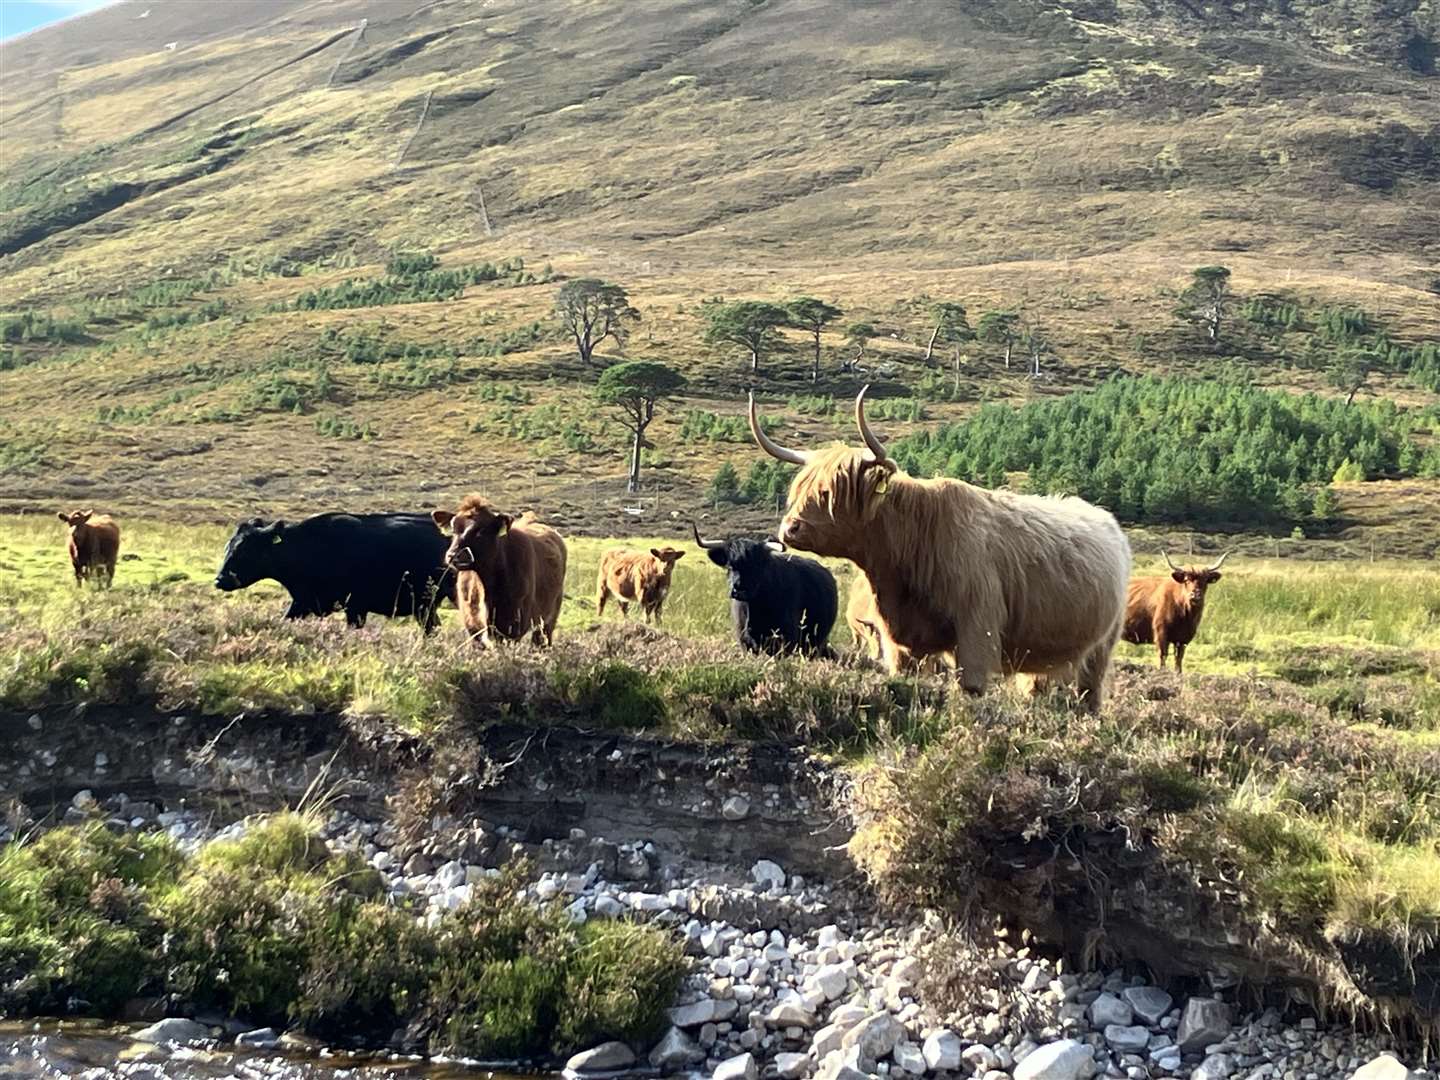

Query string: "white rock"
[[1014, 1039, 1093, 1080], [842, 1012, 903, 1061], [370, 851, 394, 871], [234, 1028, 277, 1049], [594, 894, 624, 918], [1176, 999, 1232, 1053], [1088, 993, 1134, 1028], [775, 1052, 811, 1079], [1192, 1053, 1234, 1080], [435, 860, 466, 889], [1352, 1055, 1418, 1080], [1121, 987, 1173, 1026], [765, 1001, 816, 1029], [817, 925, 843, 948], [535, 878, 561, 900], [830, 1004, 868, 1028], [962, 1043, 1002, 1072], [1104, 1026, 1151, 1053], [807, 965, 849, 1001], [924, 1030, 964, 1071], [814, 1023, 848, 1059], [751, 860, 786, 889], [565, 1041, 635, 1072], [722, 796, 750, 820], [890, 957, 923, 987], [133, 1019, 210, 1046], [713, 1051, 758, 1080], [892, 1040, 926, 1076], [72, 789, 96, 811], [668, 997, 738, 1028], [630, 893, 671, 913]]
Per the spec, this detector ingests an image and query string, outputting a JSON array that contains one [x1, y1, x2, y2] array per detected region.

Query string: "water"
[[0, 1021, 543, 1080]]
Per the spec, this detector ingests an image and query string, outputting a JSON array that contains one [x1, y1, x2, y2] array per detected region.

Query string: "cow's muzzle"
[[215, 571, 241, 591], [447, 549, 475, 571]]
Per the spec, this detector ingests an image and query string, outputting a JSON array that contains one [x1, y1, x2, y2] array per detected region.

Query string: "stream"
[[0, 1021, 543, 1080]]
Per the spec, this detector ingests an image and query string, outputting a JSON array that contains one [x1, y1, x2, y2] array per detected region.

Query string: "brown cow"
[[1122, 551, 1229, 675], [751, 387, 1131, 711], [431, 495, 567, 646], [57, 510, 121, 588], [596, 546, 685, 624]]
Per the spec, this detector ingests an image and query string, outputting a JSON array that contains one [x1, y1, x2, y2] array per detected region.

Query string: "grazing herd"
[[54, 388, 1235, 702]]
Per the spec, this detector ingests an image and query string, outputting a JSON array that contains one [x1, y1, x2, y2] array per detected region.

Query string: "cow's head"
[[693, 525, 784, 604], [215, 518, 287, 590], [433, 495, 512, 572], [750, 386, 897, 559], [1164, 551, 1230, 606], [649, 547, 685, 573], [57, 509, 94, 531]]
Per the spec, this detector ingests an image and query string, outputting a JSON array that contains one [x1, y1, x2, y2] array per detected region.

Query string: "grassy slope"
[[2, 513, 1437, 1015], [1, 0, 1438, 542]]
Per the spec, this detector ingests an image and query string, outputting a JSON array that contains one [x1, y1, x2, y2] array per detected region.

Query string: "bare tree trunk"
[[1003, 342, 1012, 370], [812, 334, 821, 382], [953, 345, 962, 395], [751, 349, 759, 374], [924, 325, 940, 364], [628, 426, 643, 492]]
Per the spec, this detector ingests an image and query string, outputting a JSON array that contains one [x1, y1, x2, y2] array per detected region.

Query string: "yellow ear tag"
[[272, 534, 283, 545], [875, 475, 890, 497]]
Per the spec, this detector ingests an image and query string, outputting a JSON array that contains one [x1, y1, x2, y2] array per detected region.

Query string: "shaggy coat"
[[57, 510, 120, 588], [1122, 554, 1228, 675], [751, 389, 1131, 710], [215, 513, 453, 631], [432, 495, 567, 646], [693, 526, 838, 657], [845, 574, 943, 674], [596, 546, 685, 624]]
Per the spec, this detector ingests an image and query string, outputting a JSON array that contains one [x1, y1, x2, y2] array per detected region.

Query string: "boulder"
[[714, 1052, 758, 1080], [924, 1029, 963, 1071], [841, 1012, 903, 1061], [234, 1028, 278, 1049], [765, 1001, 817, 1029], [1014, 1039, 1093, 1080], [893, 1039, 927, 1076], [1192, 1053, 1234, 1080], [648, 1027, 705, 1069], [1121, 986, 1173, 1026], [751, 860, 786, 889], [1176, 999, 1232, 1053], [132, 1019, 210, 1046], [668, 997, 738, 1028], [1103, 1025, 1151, 1053], [962, 1043, 1002, 1072], [1088, 993, 1134, 1028], [565, 1042, 636, 1073], [1352, 1055, 1419, 1080], [808, 964, 850, 1001], [775, 1052, 811, 1079], [722, 796, 750, 821]]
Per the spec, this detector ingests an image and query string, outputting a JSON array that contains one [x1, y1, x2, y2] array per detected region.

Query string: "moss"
[[198, 812, 330, 878]]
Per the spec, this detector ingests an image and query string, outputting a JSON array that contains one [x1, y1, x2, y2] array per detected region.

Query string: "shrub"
[[556, 920, 687, 1052]]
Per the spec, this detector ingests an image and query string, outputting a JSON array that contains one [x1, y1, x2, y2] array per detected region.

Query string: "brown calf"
[[596, 546, 685, 624], [1121, 551, 1230, 675], [431, 495, 568, 646], [57, 510, 121, 588]]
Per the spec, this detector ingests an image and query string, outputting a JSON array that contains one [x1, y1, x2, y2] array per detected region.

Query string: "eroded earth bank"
[[1, 696, 1434, 1080]]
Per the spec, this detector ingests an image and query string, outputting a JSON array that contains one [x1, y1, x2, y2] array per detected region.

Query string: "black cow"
[[215, 513, 453, 632], [692, 524, 838, 657]]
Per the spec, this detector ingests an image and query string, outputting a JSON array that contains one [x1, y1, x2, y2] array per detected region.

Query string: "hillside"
[[1, 0, 1439, 547]]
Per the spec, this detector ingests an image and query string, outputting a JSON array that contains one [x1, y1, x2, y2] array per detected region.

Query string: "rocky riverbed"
[[4, 785, 1432, 1080]]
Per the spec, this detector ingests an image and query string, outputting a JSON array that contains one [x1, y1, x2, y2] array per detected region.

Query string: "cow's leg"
[[345, 605, 367, 628], [952, 630, 997, 696], [1156, 635, 1169, 669], [619, 600, 629, 618], [1075, 640, 1114, 714], [596, 587, 608, 618], [1174, 642, 1186, 677]]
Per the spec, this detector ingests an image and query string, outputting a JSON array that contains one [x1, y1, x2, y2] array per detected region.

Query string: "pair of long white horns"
[[1163, 549, 1231, 573], [749, 385, 891, 466]]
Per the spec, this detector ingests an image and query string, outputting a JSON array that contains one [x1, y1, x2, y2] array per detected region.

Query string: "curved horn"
[[1206, 550, 1232, 572], [692, 522, 724, 551], [1162, 550, 1183, 572], [855, 385, 892, 465], [749, 392, 810, 466], [764, 539, 787, 553]]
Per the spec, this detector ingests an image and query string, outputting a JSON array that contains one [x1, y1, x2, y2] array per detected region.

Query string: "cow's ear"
[[650, 548, 665, 559], [706, 548, 728, 568], [431, 510, 454, 531], [1171, 570, 1187, 584], [1208, 572, 1222, 583], [56, 511, 68, 521], [498, 514, 513, 535]]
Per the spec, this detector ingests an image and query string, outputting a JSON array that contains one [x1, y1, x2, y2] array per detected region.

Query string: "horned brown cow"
[[596, 546, 684, 624], [1122, 551, 1229, 675], [751, 387, 1131, 711], [431, 495, 567, 647], [57, 510, 121, 588]]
